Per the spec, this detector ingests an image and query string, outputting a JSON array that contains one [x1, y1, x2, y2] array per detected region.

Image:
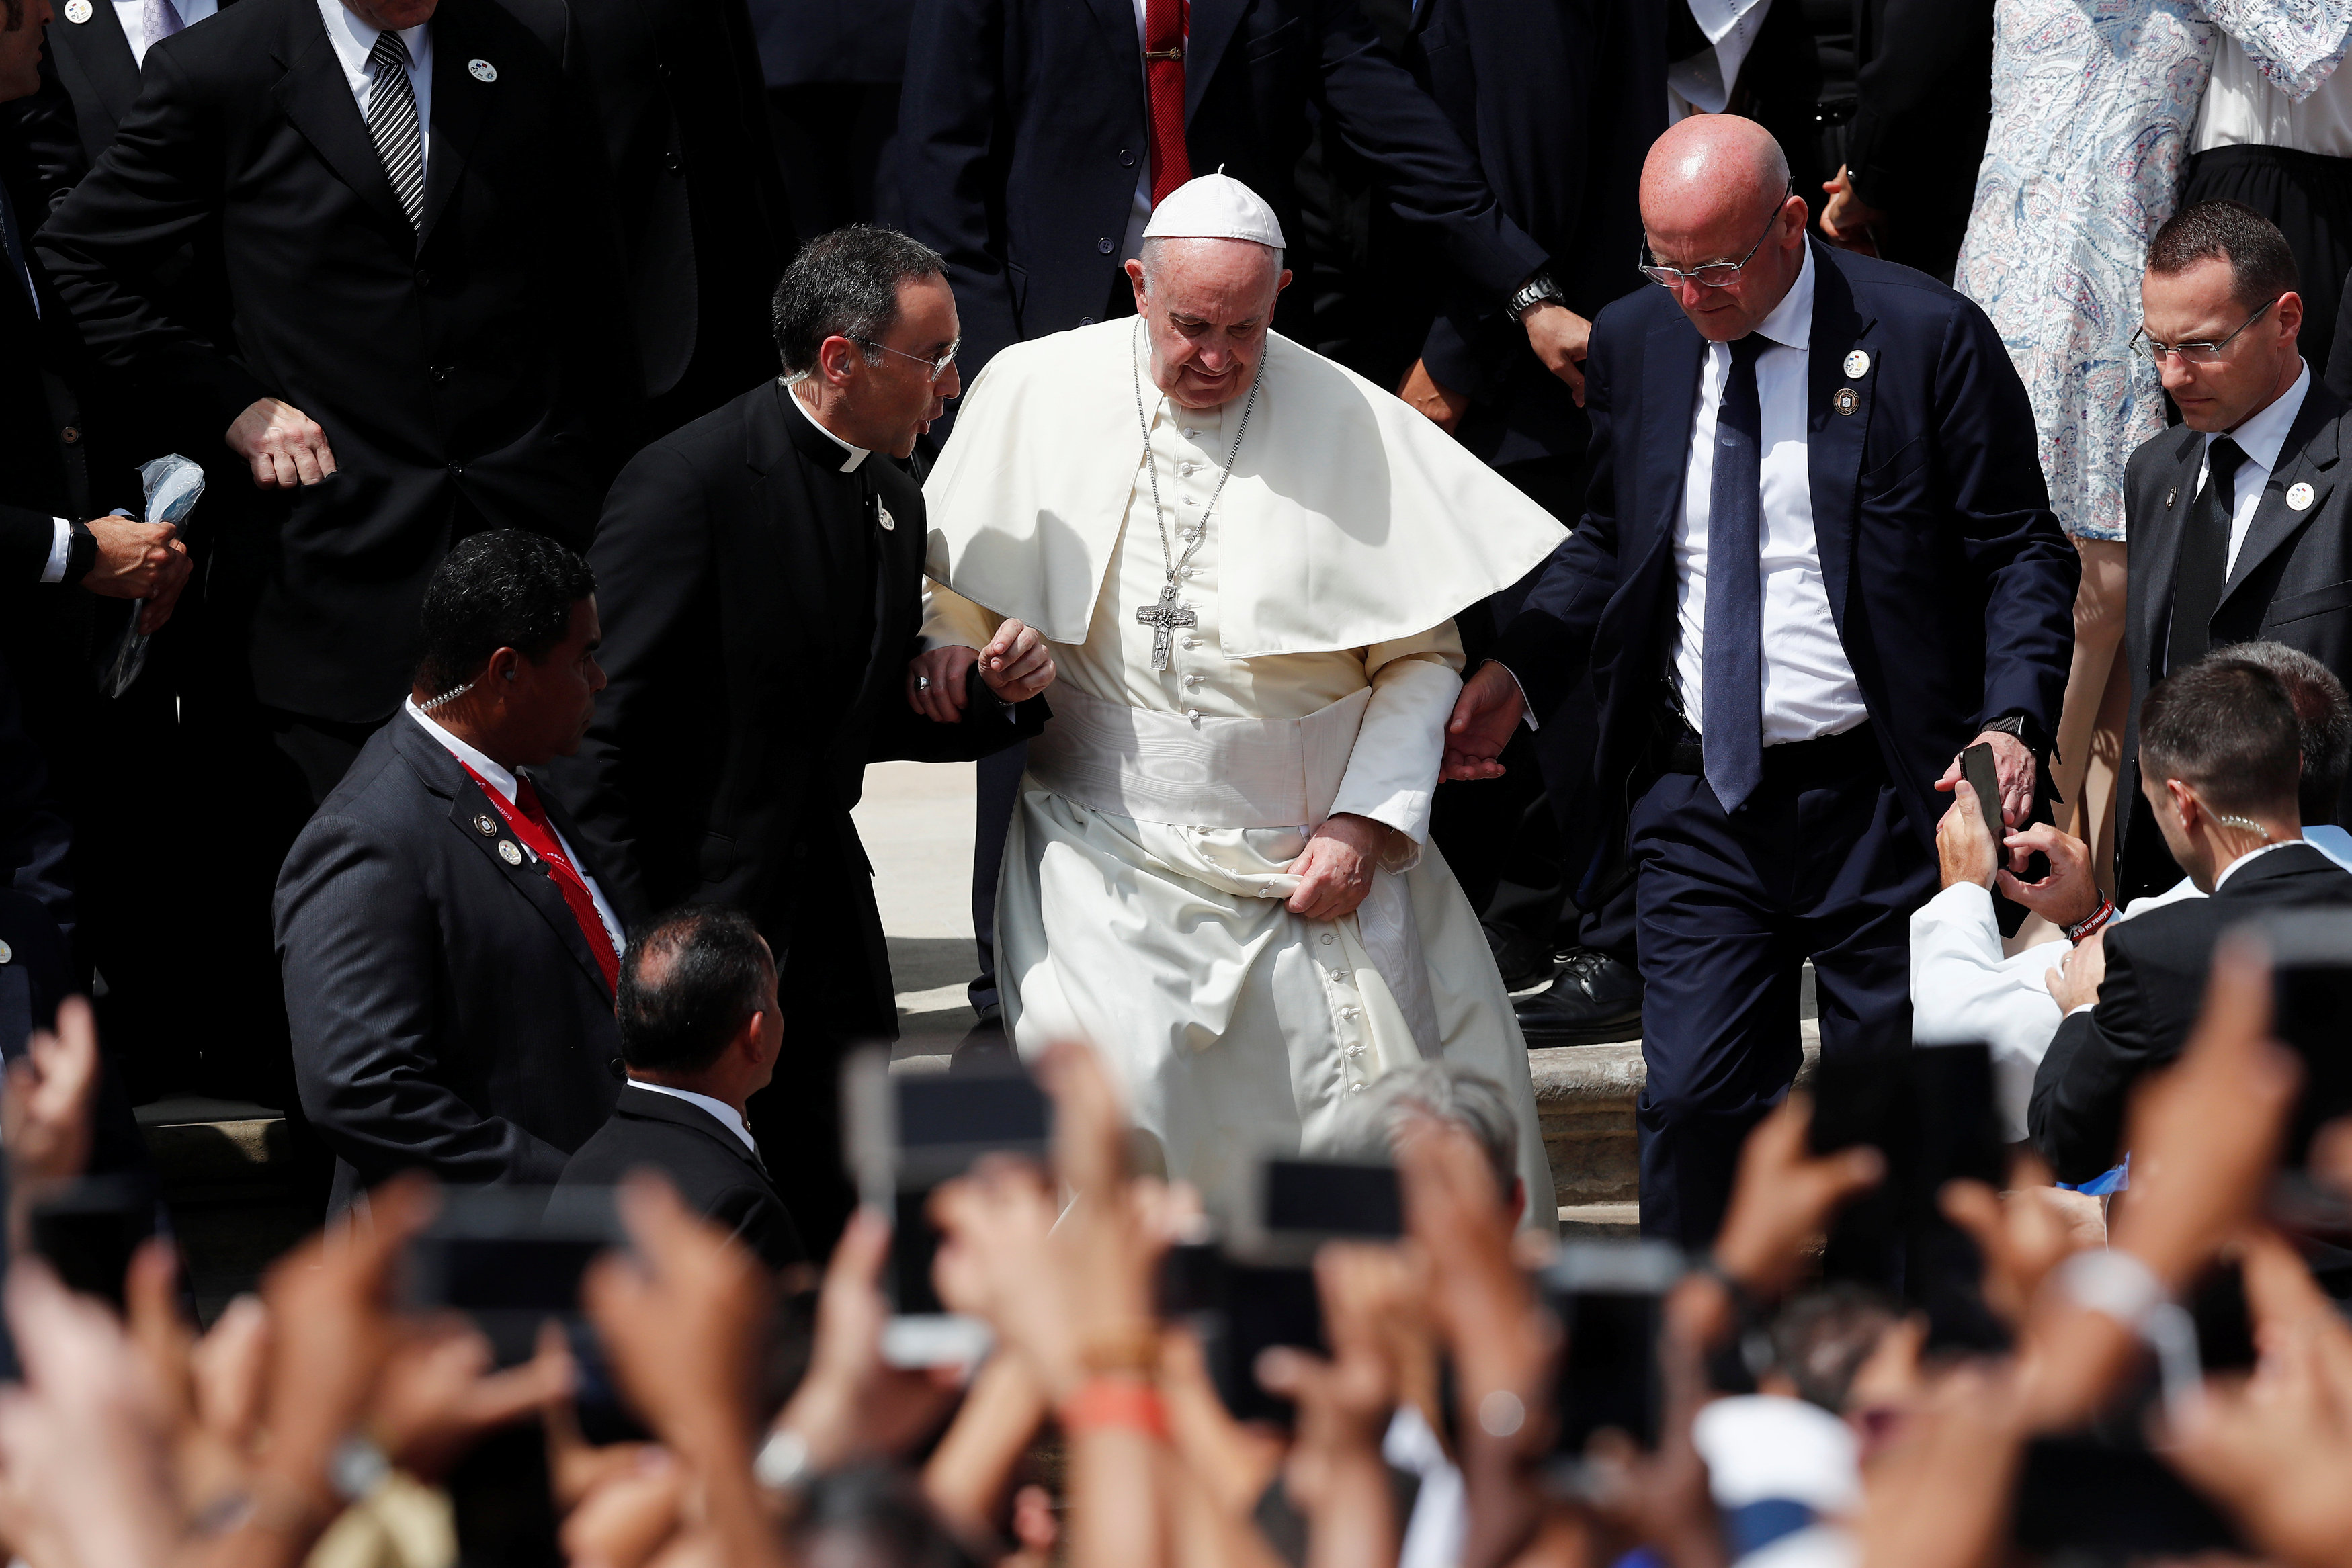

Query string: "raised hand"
[[976, 617, 1055, 703]]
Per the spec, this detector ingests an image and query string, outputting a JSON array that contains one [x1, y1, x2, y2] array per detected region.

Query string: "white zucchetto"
[[1140, 169, 1288, 249]]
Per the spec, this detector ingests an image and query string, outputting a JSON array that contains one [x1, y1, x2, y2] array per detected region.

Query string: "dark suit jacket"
[[555, 1082, 805, 1269], [1837, 0, 1993, 279], [545, 382, 1045, 1037], [892, 0, 1547, 380], [276, 715, 626, 1211], [2031, 844, 2352, 1183], [34, 0, 640, 724], [2118, 380, 2352, 898], [549, 0, 792, 417], [1492, 241, 2078, 869], [1406, 0, 1663, 468]]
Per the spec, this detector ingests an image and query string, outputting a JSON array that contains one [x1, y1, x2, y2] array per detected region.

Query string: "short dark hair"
[[415, 531, 595, 695], [2212, 641, 2352, 824], [2139, 654, 2305, 819], [771, 226, 950, 376], [2146, 200, 2299, 313], [616, 906, 774, 1074]]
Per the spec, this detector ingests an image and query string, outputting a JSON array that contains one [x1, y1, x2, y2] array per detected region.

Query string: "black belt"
[[1661, 717, 1880, 787]]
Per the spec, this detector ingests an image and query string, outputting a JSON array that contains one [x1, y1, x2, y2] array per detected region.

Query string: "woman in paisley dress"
[[1956, 0, 2352, 886]]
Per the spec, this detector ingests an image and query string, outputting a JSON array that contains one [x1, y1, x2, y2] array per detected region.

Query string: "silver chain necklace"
[[1130, 319, 1261, 670]]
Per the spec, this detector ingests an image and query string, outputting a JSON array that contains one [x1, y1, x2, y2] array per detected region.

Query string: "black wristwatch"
[[62, 517, 97, 587], [1505, 267, 1568, 324], [1978, 713, 2045, 753]]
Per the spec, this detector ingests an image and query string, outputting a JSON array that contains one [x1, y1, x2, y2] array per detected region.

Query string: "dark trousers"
[[1628, 724, 1932, 1250]]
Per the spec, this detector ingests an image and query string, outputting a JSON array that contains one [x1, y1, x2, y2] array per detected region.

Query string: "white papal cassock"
[[922, 318, 1568, 1221]]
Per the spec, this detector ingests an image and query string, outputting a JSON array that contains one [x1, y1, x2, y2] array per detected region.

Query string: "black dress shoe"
[[1514, 949, 1644, 1047], [1483, 920, 1559, 992]]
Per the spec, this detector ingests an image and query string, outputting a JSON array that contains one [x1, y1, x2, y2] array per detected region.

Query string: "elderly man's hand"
[[1285, 812, 1389, 920], [1522, 303, 1591, 406], [1997, 823, 2102, 928], [2044, 928, 2107, 1014], [909, 646, 976, 723], [1398, 359, 1468, 433], [1935, 730, 2035, 871], [1935, 781, 1999, 891], [1443, 660, 1527, 781], [226, 397, 337, 489], [976, 617, 1054, 703]]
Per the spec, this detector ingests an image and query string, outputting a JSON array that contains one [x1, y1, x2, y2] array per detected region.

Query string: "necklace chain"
[[1130, 319, 1260, 593]]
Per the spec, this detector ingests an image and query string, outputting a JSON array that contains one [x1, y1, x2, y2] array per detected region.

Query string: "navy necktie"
[[1702, 333, 1771, 814]]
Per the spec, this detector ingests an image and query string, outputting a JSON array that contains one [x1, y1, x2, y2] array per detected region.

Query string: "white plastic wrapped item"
[[97, 453, 204, 699]]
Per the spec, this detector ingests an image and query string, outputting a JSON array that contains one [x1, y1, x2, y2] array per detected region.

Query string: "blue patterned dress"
[[1957, 0, 2352, 541]]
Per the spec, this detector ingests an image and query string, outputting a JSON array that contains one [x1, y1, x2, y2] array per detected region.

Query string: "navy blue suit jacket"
[[1492, 241, 2076, 865]]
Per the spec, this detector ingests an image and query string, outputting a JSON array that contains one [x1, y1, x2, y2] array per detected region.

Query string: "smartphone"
[[843, 1047, 1052, 1366], [28, 1174, 159, 1309], [1243, 1156, 1403, 1254], [2252, 909, 2352, 1166], [2187, 1258, 2257, 1374], [1960, 741, 2006, 846], [1542, 1242, 1682, 1464], [2011, 1436, 2242, 1556], [406, 1186, 624, 1363]]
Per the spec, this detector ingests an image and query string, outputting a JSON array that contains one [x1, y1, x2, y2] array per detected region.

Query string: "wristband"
[[1059, 1377, 1169, 1439], [2051, 1248, 2165, 1332], [2064, 896, 2117, 944]]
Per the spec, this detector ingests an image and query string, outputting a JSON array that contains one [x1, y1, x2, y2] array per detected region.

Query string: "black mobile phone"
[[2187, 1258, 2258, 1374], [2011, 1436, 2243, 1556], [1212, 1260, 1325, 1426], [1542, 1242, 1682, 1461], [1259, 1157, 1403, 1241], [407, 1187, 624, 1363], [28, 1174, 159, 1309], [1960, 741, 2006, 846], [2254, 908, 2352, 1166]]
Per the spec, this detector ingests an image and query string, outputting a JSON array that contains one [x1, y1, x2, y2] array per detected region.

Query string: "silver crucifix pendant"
[[1135, 582, 1197, 671]]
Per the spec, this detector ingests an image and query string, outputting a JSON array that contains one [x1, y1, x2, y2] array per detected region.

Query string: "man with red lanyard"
[[277, 529, 630, 1215]]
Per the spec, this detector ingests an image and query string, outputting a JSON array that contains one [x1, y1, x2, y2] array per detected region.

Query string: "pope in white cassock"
[[914, 173, 1568, 1219]]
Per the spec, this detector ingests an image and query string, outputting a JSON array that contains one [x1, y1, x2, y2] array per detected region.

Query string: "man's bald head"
[[1638, 115, 1808, 343]]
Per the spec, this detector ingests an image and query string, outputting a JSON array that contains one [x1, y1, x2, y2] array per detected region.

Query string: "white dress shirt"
[[404, 699, 627, 955], [781, 377, 870, 472], [112, 0, 219, 67], [314, 0, 432, 178], [1673, 244, 1870, 744], [2194, 38, 2352, 157], [2196, 359, 2311, 578], [626, 1080, 759, 1155]]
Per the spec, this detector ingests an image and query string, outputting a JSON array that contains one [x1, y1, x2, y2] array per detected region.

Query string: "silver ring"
[[915, 674, 931, 691]]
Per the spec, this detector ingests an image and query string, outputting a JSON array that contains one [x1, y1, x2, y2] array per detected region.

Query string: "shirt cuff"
[[1490, 660, 1540, 732], [40, 517, 70, 584]]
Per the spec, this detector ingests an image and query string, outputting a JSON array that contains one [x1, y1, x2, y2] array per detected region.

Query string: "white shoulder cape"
[[922, 320, 1569, 657]]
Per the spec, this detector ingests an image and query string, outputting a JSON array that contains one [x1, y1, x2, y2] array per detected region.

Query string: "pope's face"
[[1127, 241, 1292, 410]]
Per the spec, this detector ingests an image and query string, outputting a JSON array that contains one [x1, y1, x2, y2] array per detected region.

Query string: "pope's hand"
[[1442, 661, 1525, 780], [977, 618, 1055, 703], [907, 646, 976, 722], [1285, 813, 1390, 921]]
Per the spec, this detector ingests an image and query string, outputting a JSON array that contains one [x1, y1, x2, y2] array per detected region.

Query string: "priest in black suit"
[[555, 904, 805, 1270], [278, 531, 627, 1213], [546, 226, 1054, 1254]]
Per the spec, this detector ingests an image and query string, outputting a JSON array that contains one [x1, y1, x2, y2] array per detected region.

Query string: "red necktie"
[[1144, 0, 1191, 206], [464, 765, 623, 996]]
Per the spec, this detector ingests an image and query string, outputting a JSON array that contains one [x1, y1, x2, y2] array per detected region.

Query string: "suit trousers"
[[1628, 723, 1933, 1250]]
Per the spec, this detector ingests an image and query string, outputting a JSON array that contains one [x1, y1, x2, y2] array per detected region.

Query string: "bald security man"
[[1443, 116, 2077, 1248]]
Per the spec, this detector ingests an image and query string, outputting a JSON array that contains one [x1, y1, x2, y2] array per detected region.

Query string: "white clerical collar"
[[2213, 835, 2302, 889], [1745, 240, 1816, 353], [627, 1079, 759, 1154], [780, 376, 870, 472], [407, 697, 516, 803], [2214, 359, 2310, 474]]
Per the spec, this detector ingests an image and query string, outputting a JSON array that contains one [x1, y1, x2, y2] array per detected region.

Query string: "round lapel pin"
[[1833, 387, 1859, 416], [876, 501, 896, 532], [473, 813, 499, 836], [1843, 349, 1870, 378], [498, 840, 524, 865], [468, 58, 497, 81], [63, 1, 91, 21], [2289, 481, 2316, 512]]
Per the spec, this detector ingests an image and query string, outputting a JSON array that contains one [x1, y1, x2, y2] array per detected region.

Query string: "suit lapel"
[[271, 3, 415, 244], [1184, 0, 1245, 124], [1083, 0, 1144, 116], [2132, 431, 2204, 664], [2220, 385, 2344, 605], [415, 0, 496, 251], [1637, 316, 1706, 576], [67, 0, 144, 123], [1804, 245, 1875, 629]]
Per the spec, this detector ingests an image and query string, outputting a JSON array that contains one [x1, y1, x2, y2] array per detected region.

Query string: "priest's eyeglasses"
[[2129, 297, 2281, 366], [855, 337, 962, 382], [1637, 183, 1794, 290]]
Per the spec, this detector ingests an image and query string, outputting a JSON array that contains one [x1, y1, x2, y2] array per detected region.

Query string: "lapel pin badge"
[[472, 813, 499, 836], [1843, 349, 1870, 378], [2290, 481, 2316, 511], [2165, 487, 2177, 508], [62, 1, 90, 21], [1833, 387, 1859, 416], [498, 840, 524, 865], [468, 58, 497, 81], [876, 500, 896, 531]]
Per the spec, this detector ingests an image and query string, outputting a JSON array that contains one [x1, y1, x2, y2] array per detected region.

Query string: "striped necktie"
[[364, 29, 425, 230]]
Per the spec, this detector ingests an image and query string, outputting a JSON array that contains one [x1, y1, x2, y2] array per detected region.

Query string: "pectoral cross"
[[1136, 582, 1195, 671]]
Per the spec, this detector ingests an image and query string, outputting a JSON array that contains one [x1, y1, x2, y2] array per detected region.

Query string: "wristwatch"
[[63, 517, 97, 587], [1978, 713, 2046, 753], [1505, 267, 1568, 324]]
